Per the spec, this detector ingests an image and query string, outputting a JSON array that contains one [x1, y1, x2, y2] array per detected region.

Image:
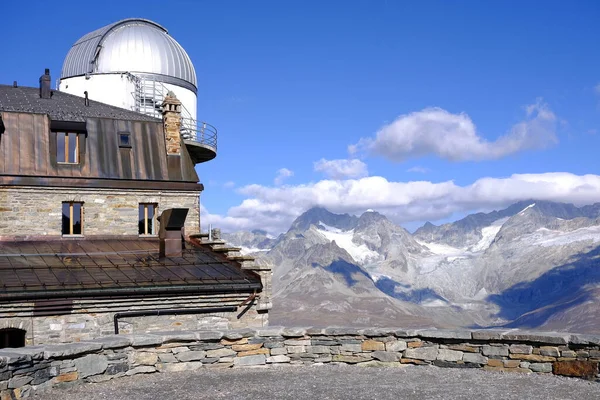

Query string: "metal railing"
[[130, 75, 218, 152], [181, 118, 218, 150]]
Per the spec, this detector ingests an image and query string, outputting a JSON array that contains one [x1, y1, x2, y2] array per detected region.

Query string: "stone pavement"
[[35, 364, 598, 400]]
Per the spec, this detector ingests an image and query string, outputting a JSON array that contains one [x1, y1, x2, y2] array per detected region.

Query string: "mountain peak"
[[357, 209, 389, 228], [289, 207, 359, 233], [416, 221, 437, 232]]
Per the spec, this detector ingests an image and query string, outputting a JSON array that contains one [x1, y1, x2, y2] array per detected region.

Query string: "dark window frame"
[[50, 120, 86, 166], [118, 131, 132, 148], [62, 201, 84, 236], [139, 203, 158, 236], [55, 131, 82, 164]]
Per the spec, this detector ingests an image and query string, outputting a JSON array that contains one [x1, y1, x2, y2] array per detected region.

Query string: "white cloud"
[[314, 158, 368, 179], [407, 166, 430, 174], [223, 181, 236, 189], [352, 99, 558, 162], [202, 172, 600, 234], [274, 168, 294, 185]]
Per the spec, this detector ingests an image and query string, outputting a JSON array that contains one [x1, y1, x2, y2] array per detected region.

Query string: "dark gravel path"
[[34, 364, 599, 400]]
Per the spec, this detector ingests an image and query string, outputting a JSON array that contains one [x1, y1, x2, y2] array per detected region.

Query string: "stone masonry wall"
[[0, 292, 268, 346], [0, 186, 200, 237], [1, 327, 599, 398]]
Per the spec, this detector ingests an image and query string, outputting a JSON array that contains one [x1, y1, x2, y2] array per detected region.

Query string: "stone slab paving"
[[34, 364, 599, 400]]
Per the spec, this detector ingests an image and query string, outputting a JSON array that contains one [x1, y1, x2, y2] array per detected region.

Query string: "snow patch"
[[518, 203, 536, 215], [318, 221, 344, 233], [239, 247, 270, 255], [470, 217, 509, 252], [370, 273, 390, 282], [416, 240, 464, 256], [421, 299, 448, 307], [528, 226, 600, 247], [473, 287, 489, 300], [447, 256, 468, 262], [317, 226, 381, 264]]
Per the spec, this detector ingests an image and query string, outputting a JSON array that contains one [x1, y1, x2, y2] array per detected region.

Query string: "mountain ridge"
[[222, 200, 600, 333]]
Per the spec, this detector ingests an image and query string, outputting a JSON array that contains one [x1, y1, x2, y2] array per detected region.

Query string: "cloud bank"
[[202, 172, 600, 234], [351, 100, 558, 162]]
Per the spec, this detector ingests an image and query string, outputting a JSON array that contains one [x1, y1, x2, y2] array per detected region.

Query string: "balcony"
[[181, 118, 217, 164]]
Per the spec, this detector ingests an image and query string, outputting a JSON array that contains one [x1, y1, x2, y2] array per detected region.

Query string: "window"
[[0, 328, 25, 349], [62, 202, 83, 235], [119, 132, 131, 148], [56, 132, 81, 163], [139, 203, 158, 235]]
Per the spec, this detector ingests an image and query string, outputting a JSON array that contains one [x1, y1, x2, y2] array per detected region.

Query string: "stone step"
[[201, 240, 226, 246], [227, 255, 255, 262], [212, 247, 242, 253], [190, 233, 210, 238]]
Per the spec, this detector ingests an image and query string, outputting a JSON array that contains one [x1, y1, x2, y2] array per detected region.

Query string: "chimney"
[[211, 228, 221, 241], [84, 91, 90, 106], [39, 69, 51, 99], [158, 208, 189, 258], [161, 91, 182, 155]]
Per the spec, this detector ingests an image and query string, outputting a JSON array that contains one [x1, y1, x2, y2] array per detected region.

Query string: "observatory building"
[[0, 18, 271, 346], [59, 18, 215, 163]]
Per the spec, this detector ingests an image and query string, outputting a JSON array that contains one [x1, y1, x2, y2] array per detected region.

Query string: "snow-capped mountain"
[[288, 206, 359, 233], [414, 200, 600, 248], [222, 201, 600, 333], [221, 229, 279, 254]]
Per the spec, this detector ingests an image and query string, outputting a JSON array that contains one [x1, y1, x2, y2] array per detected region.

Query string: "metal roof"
[[61, 18, 197, 91], [0, 239, 261, 301], [0, 84, 159, 122]]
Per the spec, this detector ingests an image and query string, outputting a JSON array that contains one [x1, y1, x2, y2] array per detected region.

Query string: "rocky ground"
[[36, 364, 598, 400]]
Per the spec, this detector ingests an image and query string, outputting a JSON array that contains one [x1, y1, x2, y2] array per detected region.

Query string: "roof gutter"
[[0, 282, 263, 302], [113, 306, 237, 334]]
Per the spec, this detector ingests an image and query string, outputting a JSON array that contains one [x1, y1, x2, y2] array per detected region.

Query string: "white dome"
[[61, 18, 197, 92]]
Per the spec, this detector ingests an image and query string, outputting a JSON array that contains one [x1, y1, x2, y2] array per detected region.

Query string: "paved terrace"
[[35, 364, 599, 400]]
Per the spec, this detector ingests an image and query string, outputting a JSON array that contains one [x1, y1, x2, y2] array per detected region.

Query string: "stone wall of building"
[[0, 292, 268, 346], [1, 327, 599, 398], [0, 186, 201, 238]]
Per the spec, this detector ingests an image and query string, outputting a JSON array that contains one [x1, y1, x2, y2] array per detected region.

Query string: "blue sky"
[[3, 1, 600, 233]]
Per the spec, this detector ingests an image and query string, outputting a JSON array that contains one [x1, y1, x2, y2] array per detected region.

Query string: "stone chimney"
[[158, 208, 189, 258], [39, 69, 51, 99], [162, 91, 182, 155]]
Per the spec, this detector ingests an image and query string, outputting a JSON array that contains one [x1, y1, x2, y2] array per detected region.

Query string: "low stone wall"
[[1, 327, 599, 398]]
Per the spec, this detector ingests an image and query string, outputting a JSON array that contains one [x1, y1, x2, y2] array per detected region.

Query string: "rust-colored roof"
[[0, 111, 199, 186], [0, 239, 261, 301]]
